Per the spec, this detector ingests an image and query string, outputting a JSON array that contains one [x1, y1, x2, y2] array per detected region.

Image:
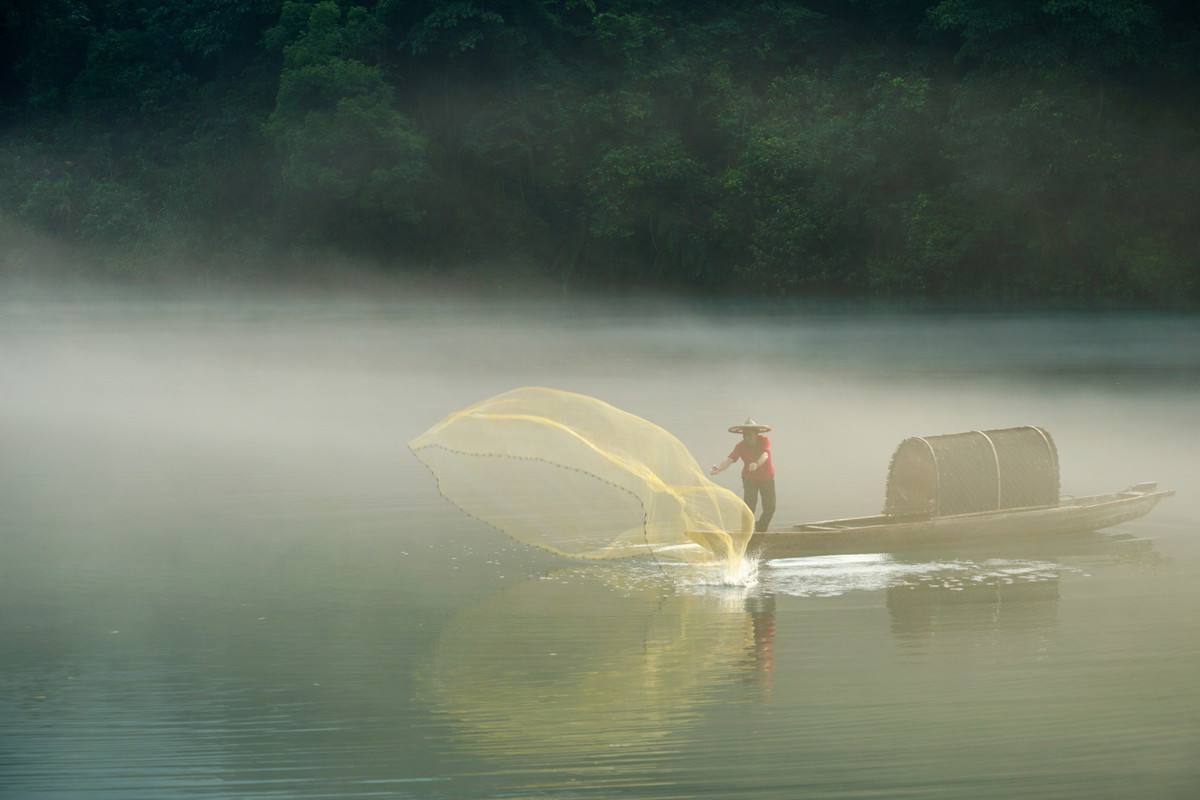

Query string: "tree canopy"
[[1, 0, 1197, 300]]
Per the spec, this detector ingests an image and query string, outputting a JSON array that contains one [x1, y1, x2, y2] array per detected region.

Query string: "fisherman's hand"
[[747, 462, 758, 472]]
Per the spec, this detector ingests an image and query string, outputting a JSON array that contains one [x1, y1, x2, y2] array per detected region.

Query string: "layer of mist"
[[2, 296, 1197, 799]]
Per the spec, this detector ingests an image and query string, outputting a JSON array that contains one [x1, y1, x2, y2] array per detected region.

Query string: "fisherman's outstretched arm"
[[710, 457, 735, 475]]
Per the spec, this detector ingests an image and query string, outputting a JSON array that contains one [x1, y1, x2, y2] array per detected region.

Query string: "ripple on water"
[[761, 552, 1071, 598]]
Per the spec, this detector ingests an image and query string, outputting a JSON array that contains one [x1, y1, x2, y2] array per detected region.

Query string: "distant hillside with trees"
[[1, 1, 1198, 301]]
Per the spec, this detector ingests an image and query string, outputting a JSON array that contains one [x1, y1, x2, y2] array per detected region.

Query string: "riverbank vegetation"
[[1, 1, 1197, 300]]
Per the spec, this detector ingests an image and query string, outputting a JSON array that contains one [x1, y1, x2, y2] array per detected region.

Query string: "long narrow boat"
[[753, 483, 1173, 558], [750, 426, 1174, 559]]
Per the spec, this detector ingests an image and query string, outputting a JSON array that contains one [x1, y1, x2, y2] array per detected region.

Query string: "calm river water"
[[1, 300, 1197, 799]]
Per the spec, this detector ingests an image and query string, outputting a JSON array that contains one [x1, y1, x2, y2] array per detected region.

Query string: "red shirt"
[[729, 435, 775, 481]]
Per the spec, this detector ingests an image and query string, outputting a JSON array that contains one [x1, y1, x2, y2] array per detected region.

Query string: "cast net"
[[409, 387, 753, 570]]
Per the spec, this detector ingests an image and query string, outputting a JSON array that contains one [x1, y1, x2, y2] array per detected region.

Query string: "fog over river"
[[1, 298, 1197, 799]]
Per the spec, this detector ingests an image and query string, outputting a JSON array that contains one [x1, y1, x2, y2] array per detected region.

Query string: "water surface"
[[1, 302, 1197, 798]]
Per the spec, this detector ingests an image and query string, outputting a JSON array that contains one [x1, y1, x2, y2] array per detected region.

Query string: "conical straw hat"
[[729, 417, 771, 434]]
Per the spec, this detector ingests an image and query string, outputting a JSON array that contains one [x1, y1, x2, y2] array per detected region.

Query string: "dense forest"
[[1, 1, 1198, 299]]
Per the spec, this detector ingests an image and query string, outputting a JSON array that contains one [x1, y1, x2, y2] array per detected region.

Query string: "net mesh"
[[409, 387, 753, 567]]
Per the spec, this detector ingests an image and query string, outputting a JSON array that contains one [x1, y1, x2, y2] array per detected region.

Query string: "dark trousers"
[[743, 478, 776, 533]]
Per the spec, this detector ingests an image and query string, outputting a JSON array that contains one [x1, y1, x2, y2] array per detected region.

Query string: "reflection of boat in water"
[[751, 427, 1173, 558], [886, 572, 1061, 642], [419, 571, 755, 762]]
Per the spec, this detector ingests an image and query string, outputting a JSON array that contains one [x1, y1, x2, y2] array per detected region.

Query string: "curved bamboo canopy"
[[884, 426, 1060, 517]]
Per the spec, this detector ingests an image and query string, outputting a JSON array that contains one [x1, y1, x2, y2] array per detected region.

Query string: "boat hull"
[[750, 487, 1173, 558]]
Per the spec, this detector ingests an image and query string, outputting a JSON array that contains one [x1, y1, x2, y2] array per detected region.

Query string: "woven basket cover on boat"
[[884, 426, 1060, 517], [409, 387, 753, 567]]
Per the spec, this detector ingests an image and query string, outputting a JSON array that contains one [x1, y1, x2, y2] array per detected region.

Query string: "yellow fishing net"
[[409, 387, 753, 568]]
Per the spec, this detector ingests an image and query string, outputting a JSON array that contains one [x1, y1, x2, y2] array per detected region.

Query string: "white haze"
[[1, 296, 1196, 560]]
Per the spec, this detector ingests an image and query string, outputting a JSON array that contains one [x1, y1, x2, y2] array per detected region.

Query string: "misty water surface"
[[1, 300, 1197, 799]]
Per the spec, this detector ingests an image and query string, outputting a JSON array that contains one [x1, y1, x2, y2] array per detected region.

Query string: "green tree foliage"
[[0, 0, 1196, 300], [929, 0, 1162, 70], [264, 1, 428, 238]]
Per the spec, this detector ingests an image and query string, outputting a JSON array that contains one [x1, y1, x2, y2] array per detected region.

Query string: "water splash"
[[539, 552, 761, 597], [664, 552, 761, 595]]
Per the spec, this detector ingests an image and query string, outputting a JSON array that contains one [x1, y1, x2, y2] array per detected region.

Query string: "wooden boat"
[[751, 426, 1174, 559], [753, 483, 1174, 558]]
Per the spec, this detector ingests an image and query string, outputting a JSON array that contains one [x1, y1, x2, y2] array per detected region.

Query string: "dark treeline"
[[1, 1, 1198, 299]]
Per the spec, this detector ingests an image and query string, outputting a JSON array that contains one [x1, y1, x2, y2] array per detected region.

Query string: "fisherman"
[[710, 418, 776, 533]]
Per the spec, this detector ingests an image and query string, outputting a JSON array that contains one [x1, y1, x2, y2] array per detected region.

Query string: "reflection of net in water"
[[410, 387, 753, 570], [420, 573, 753, 761]]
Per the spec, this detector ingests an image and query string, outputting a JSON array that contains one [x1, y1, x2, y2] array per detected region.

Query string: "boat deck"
[[750, 484, 1173, 558]]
